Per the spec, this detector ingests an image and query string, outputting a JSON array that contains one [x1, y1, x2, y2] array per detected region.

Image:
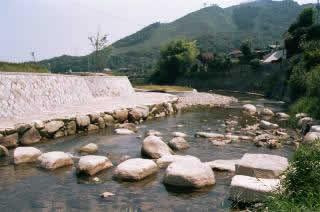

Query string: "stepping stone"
[[156, 155, 200, 168], [141, 136, 173, 159], [235, 154, 288, 179], [163, 160, 215, 188], [205, 159, 240, 172], [168, 137, 190, 150], [38, 151, 74, 170], [115, 128, 135, 135], [14, 147, 42, 164], [259, 120, 279, 130], [79, 143, 98, 154], [195, 132, 224, 139], [171, 132, 187, 137], [230, 175, 280, 203], [113, 158, 158, 181], [242, 104, 257, 115], [77, 155, 113, 176]]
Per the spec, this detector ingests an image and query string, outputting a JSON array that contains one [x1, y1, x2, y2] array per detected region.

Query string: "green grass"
[[134, 85, 193, 92], [0, 62, 49, 73]]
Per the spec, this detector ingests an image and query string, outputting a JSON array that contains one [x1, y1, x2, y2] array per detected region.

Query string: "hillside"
[[40, 0, 306, 72]]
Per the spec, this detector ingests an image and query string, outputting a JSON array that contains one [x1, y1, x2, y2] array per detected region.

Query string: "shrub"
[[288, 62, 307, 100], [266, 140, 320, 211], [290, 96, 320, 120], [306, 65, 320, 96]]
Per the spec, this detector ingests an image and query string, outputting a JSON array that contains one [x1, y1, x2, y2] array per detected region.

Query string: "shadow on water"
[[0, 92, 295, 211]]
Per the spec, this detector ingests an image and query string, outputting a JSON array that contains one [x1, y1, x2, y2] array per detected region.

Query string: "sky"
[[0, 0, 315, 62]]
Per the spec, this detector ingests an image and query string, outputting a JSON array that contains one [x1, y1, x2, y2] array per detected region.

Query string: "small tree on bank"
[[88, 31, 108, 72]]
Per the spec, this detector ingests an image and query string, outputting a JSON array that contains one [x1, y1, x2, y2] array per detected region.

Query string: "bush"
[[266, 140, 320, 211], [290, 96, 320, 119], [288, 62, 307, 100], [306, 65, 320, 96]]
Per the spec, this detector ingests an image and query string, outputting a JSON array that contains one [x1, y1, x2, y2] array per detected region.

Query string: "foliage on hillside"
[[39, 0, 305, 73], [0, 62, 48, 73]]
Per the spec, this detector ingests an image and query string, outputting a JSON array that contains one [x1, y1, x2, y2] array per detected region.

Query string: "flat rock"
[[205, 159, 240, 172], [230, 175, 280, 203], [44, 121, 64, 134], [115, 128, 135, 135], [20, 127, 42, 145], [235, 153, 288, 179], [171, 132, 187, 137], [156, 155, 201, 168], [14, 147, 42, 164], [38, 151, 74, 170], [163, 160, 215, 188], [116, 123, 137, 132], [79, 143, 98, 154], [113, 158, 158, 181], [310, 125, 320, 133], [195, 132, 224, 139], [141, 136, 173, 159], [100, 192, 115, 198], [77, 155, 113, 176], [168, 137, 190, 150], [304, 132, 320, 143], [259, 120, 279, 130]]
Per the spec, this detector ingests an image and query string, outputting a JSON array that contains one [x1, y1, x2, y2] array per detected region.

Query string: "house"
[[262, 50, 286, 64]]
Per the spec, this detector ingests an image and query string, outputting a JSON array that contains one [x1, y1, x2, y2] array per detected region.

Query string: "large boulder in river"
[[242, 104, 257, 115], [77, 155, 113, 176], [304, 132, 320, 143], [129, 106, 149, 122], [14, 147, 42, 164], [115, 128, 135, 135], [141, 136, 173, 159], [156, 155, 201, 168], [163, 160, 215, 188], [310, 125, 320, 133], [20, 127, 42, 145], [276, 112, 290, 120], [116, 123, 137, 132], [168, 137, 190, 150], [38, 151, 74, 170], [44, 121, 64, 135], [113, 109, 129, 123], [230, 175, 280, 203], [113, 158, 158, 181], [235, 154, 288, 179], [298, 117, 314, 127], [79, 143, 98, 154], [76, 115, 90, 128], [259, 120, 279, 130], [0, 133, 18, 148]]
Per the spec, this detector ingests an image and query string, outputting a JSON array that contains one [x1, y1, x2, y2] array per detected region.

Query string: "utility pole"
[[31, 52, 36, 62]]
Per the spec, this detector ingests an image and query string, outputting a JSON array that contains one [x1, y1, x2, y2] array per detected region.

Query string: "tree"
[[240, 40, 253, 62], [151, 39, 199, 84], [88, 31, 108, 72]]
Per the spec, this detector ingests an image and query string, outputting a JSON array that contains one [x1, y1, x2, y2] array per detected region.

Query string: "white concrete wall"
[[0, 73, 134, 118]]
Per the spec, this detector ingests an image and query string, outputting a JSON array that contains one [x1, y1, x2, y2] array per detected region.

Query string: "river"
[[0, 92, 294, 211]]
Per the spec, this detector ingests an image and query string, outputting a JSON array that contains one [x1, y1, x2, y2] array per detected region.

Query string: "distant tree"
[[240, 40, 253, 62], [150, 39, 199, 84], [88, 31, 108, 72]]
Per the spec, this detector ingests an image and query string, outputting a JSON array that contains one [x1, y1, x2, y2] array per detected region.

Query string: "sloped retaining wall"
[[0, 73, 134, 119]]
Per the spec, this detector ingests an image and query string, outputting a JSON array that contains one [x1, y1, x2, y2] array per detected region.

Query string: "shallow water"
[[0, 93, 294, 211]]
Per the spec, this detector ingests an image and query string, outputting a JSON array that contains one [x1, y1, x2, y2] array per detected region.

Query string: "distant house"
[[228, 49, 243, 59], [262, 50, 286, 64]]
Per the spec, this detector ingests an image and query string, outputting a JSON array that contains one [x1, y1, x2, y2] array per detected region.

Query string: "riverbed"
[[0, 92, 294, 211]]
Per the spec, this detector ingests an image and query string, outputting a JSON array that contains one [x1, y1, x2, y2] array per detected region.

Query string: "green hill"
[[40, 0, 308, 73]]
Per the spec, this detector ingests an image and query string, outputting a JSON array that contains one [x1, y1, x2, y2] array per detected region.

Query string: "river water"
[[0, 92, 294, 211]]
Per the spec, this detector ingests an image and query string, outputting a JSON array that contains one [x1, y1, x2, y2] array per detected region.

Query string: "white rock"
[[243, 104, 257, 115], [205, 159, 240, 172], [276, 112, 290, 119], [235, 154, 288, 179], [100, 192, 115, 198], [261, 108, 274, 116], [146, 130, 162, 136], [163, 160, 215, 188], [77, 155, 113, 176], [259, 120, 279, 130], [304, 132, 320, 143], [113, 158, 158, 181], [296, 113, 308, 119], [156, 155, 201, 168], [115, 128, 135, 135], [230, 175, 280, 203], [171, 132, 187, 137], [168, 137, 190, 150], [38, 151, 74, 170], [76, 115, 90, 127], [298, 117, 313, 127], [141, 136, 173, 159], [44, 121, 64, 134], [310, 125, 320, 133], [14, 147, 42, 164], [195, 132, 225, 139], [79, 143, 98, 154]]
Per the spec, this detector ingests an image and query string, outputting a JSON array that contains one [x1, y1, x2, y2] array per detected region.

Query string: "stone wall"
[[0, 73, 134, 118]]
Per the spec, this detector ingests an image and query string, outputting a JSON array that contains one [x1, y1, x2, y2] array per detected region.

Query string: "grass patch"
[[0, 62, 49, 73], [135, 85, 193, 92], [264, 140, 320, 211]]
